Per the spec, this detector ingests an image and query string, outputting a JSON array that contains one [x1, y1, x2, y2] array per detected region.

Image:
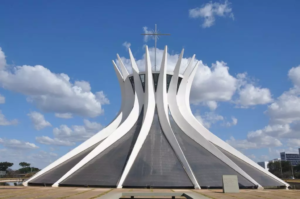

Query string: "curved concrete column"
[[156, 46, 200, 189], [176, 56, 288, 187], [169, 56, 261, 188], [52, 49, 144, 187], [117, 46, 155, 188], [116, 55, 135, 122], [23, 61, 127, 186]]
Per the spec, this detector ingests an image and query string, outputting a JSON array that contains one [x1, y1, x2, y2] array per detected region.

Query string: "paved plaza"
[[0, 186, 300, 199]]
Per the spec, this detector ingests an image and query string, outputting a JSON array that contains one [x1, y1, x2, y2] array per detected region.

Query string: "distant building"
[[257, 161, 269, 170], [280, 150, 300, 166], [257, 159, 281, 170]]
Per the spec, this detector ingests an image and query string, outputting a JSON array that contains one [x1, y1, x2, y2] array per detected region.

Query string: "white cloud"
[[0, 47, 6, 69], [0, 48, 109, 118], [265, 66, 300, 124], [96, 91, 110, 105], [122, 42, 131, 50], [55, 113, 73, 119], [28, 112, 51, 130], [143, 26, 153, 42], [267, 92, 300, 124], [228, 124, 290, 151], [248, 154, 257, 161], [195, 111, 224, 128], [0, 148, 57, 169], [36, 119, 103, 146], [191, 61, 237, 104], [288, 66, 300, 88], [74, 81, 91, 92], [0, 138, 38, 150], [53, 119, 103, 142], [247, 130, 282, 147], [35, 136, 74, 146], [241, 66, 300, 151], [27, 151, 58, 169], [237, 84, 273, 107], [0, 110, 18, 126], [189, 0, 234, 28], [288, 139, 300, 147], [226, 135, 282, 150], [204, 101, 218, 111], [0, 94, 5, 104], [225, 117, 238, 127], [226, 137, 258, 150]]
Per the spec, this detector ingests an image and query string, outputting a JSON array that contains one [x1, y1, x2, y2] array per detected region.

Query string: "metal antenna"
[[141, 24, 170, 71]]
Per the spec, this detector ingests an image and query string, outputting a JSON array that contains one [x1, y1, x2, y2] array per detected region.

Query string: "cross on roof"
[[141, 24, 170, 71]]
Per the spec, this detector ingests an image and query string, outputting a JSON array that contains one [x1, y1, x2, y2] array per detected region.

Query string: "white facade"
[[281, 151, 300, 166], [23, 46, 289, 189], [257, 162, 269, 170]]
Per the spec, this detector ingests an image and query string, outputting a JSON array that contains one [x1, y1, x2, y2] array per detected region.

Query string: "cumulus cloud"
[[35, 136, 74, 146], [0, 148, 57, 169], [265, 66, 300, 125], [122, 42, 131, 50], [191, 61, 237, 104], [267, 92, 300, 124], [224, 117, 238, 127], [0, 48, 109, 118], [143, 26, 153, 42], [36, 119, 103, 146], [288, 66, 300, 88], [204, 101, 218, 111], [28, 112, 51, 130], [0, 47, 6, 69], [0, 138, 38, 150], [189, 0, 234, 28], [54, 119, 103, 142], [237, 84, 273, 107], [226, 137, 258, 150], [55, 113, 73, 119], [0, 94, 5, 104], [226, 135, 282, 150], [0, 110, 18, 126], [232, 66, 300, 151], [195, 111, 224, 128], [96, 91, 110, 105], [288, 139, 300, 146], [74, 81, 91, 92]]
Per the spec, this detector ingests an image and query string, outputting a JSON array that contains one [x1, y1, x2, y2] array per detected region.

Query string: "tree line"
[[268, 161, 300, 179], [0, 162, 40, 177]]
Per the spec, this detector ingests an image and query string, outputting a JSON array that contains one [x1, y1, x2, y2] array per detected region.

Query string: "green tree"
[[19, 162, 30, 168], [268, 161, 293, 178], [19, 167, 40, 174], [0, 162, 14, 171], [294, 164, 300, 172]]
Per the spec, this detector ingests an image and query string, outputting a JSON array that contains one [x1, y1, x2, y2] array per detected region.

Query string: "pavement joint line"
[[24, 188, 67, 199], [0, 188, 49, 199], [0, 187, 39, 195], [89, 188, 112, 199], [28, 187, 78, 199], [57, 188, 95, 199]]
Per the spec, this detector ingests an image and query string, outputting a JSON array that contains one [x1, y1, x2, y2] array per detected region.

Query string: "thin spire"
[[141, 24, 170, 71]]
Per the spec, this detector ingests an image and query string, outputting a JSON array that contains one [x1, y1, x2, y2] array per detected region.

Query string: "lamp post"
[[291, 164, 294, 179], [279, 160, 283, 178]]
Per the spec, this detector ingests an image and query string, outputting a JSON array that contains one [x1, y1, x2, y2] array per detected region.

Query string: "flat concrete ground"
[[0, 186, 299, 199]]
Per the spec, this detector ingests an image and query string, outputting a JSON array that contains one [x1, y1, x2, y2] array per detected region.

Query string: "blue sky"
[[1, 0, 300, 169]]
